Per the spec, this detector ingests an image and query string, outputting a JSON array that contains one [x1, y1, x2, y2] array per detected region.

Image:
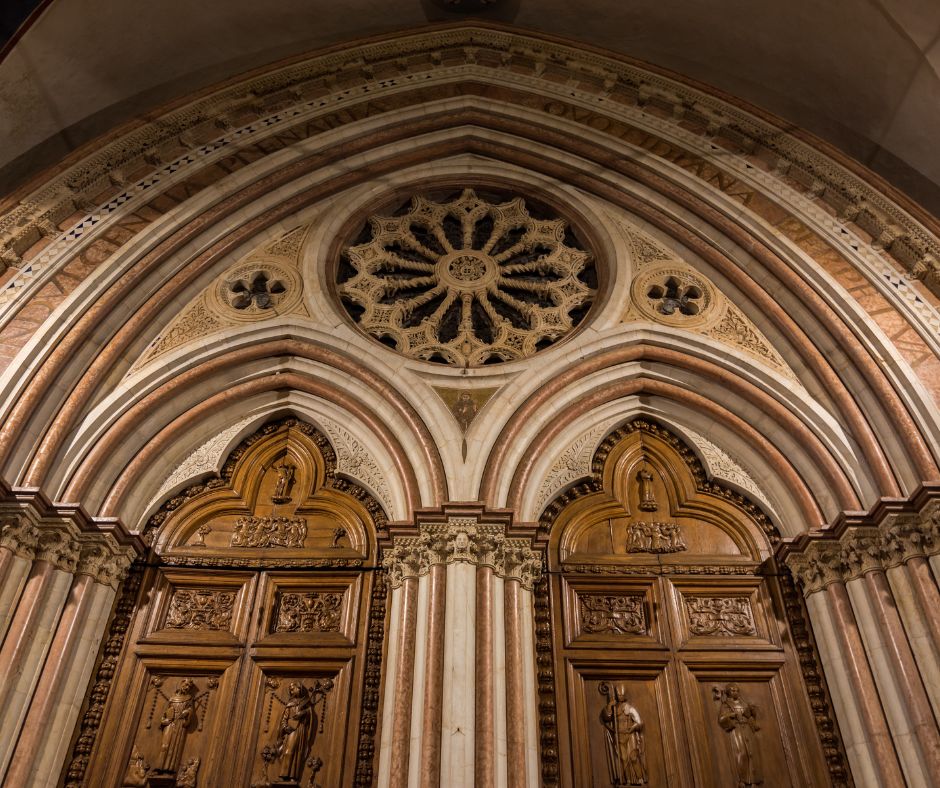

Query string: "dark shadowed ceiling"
[[2, 0, 939, 214]]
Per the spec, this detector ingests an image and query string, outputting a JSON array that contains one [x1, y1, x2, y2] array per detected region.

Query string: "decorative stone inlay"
[[338, 189, 596, 365], [383, 518, 541, 589], [620, 226, 796, 379], [578, 594, 646, 635], [680, 428, 772, 512], [165, 589, 236, 631], [230, 516, 307, 548], [0, 515, 40, 559], [317, 419, 395, 517], [534, 423, 610, 515], [273, 591, 344, 633], [784, 503, 940, 595], [209, 259, 303, 322], [686, 596, 757, 637]]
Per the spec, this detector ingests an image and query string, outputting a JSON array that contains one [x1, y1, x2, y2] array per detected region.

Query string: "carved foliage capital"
[[880, 509, 939, 565], [384, 519, 542, 589], [35, 527, 82, 572], [0, 515, 40, 559]]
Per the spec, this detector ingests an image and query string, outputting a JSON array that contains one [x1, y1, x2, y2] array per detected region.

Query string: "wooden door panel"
[[252, 572, 364, 649], [229, 658, 358, 788], [139, 569, 257, 646], [562, 576, 666, 650], [566, 661, 693, 788], [105, 657, 241, 787]]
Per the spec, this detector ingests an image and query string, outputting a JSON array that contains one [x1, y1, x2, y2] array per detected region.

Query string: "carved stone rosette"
[[382, 518, 542, 589]]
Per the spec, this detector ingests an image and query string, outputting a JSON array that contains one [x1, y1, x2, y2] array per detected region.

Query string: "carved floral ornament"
[[0, 516, 133, 587], [337, 189, 597, 365], [784, 505, 940, 595], [382, 519, 542, 589]]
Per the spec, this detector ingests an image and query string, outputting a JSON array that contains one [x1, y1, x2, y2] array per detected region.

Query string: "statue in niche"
[[636, 467, 658, 512], [271, 459, 296, 504], [259, 678, 333, 785], [599, 682, 648, 785], [713, 683, 763, 787], [155, 678, 197, 773]]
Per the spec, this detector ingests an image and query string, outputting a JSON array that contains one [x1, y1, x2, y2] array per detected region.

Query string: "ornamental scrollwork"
[[273, 592, 344, 633], [164, 589, 236, 632], [686, 597, 757, 637], [338, 189, 596, 366], [579, 594, 646, 635]]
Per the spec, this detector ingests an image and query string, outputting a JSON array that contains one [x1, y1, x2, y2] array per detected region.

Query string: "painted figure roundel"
[[336, 189, 598, 365]]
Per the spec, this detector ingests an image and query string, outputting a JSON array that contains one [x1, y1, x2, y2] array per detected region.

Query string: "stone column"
[[3, 540, 133, 788], [380, 513, 542, 788], [0, 526, 81, 778], [784, 501, 940, 788], [0, 516, 40, 643]]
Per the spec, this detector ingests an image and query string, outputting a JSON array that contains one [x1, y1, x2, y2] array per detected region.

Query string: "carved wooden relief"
[[540, 419, 848, 787], [79, 418, 385, 788]]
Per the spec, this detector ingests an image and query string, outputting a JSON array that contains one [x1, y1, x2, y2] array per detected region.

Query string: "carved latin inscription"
[[165, 589, 236, 632], [579, 594, 646, 635], [230, 516, 307, 548], [687, 597, 757, 637], [626, 521, 686, 553], [274, 592, 344, 633]]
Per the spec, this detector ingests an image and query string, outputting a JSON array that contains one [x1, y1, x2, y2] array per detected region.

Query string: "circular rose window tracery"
[[337, 189, 597, 365]]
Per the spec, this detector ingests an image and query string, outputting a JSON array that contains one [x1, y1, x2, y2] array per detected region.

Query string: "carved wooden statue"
[[261, 678, 333, 785], [714, 683, 763, 787], [636, 468, 658, 512], [271, 459, 296, 503], [599, 682, 648, 786], [155, 679, 197, 773]]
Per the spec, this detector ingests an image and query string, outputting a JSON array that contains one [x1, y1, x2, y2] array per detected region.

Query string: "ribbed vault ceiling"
[[1, 0, 940, 214]]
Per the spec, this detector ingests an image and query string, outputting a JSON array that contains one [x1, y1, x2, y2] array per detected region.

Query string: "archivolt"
[[0, 26, 938, 526]]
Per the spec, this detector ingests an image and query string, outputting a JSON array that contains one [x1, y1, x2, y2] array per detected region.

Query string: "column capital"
[[383, 518, 542, 589], [782, 499, 940, 594], [76, 537, 136, 589], [35, 526, 82, 573], [0, 515, 40, 559]]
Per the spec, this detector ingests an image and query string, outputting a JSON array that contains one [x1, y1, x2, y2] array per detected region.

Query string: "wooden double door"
[[90, 564, 375, 788], [549, 568, 829, 787]]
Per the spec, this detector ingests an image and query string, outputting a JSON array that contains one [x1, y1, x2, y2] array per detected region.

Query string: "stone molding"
[[383, 517, 541, 589], [783, 501, 940, 595], [4, 24, 939, 300], [0, 515, 40, 559]]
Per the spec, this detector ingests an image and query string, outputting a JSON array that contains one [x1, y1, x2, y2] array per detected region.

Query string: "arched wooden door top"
[[544, 419, 776, 572], [147, 417, 384, 563]]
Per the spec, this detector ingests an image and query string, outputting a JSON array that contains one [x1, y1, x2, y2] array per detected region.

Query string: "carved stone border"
[[535, 417, 852, 788]]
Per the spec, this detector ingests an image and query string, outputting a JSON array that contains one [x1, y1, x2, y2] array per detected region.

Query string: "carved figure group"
[[626, 521, 686, 553], [600, 682, 648, 786], [231, 516, 307, 548], [714, 683, 763, 787]]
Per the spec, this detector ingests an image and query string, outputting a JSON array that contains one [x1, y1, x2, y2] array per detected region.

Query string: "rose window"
[[337, 189, 597, 365]]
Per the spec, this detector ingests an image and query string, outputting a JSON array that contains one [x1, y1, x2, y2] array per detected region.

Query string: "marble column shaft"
[[0, 520, 133, 787], [381, 518, 542, 788], [785, 506, 940, 788]]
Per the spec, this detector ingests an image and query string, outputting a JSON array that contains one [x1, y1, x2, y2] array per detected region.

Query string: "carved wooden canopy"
[[145, 418, 383, 566], [542, 420, 777, 572]]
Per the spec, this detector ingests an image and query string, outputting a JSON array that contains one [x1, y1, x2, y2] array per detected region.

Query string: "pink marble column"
[[826, 581, 905, 787], [0, 529, 79, 779], [0, 518, 39, 644], [475, 565, 495, 788], [388, 575, 419, 788], [503, 577, 528, 788], [3, 544, 129, 788], [419, 562, 446, 787]]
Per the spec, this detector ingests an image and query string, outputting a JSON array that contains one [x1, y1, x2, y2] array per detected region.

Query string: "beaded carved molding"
[[337, 189, 597, 365]]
